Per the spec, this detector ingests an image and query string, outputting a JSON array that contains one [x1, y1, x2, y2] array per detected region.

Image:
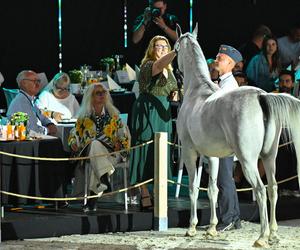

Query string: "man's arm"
[[132, 9, 151, 44], [153, 16, 178, 42]]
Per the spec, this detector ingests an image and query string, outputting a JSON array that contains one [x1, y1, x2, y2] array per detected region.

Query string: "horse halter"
[[174, 35, 188, 78]]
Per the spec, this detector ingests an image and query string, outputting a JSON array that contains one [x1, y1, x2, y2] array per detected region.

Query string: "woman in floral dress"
[[68, 83, 130, 212]]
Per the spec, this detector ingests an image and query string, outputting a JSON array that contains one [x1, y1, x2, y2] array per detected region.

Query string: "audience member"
[[213, 45, 242, 231], [246, 35, 281, 92], [36, 72, 80, 121], [232, 60, 244, 73], [239, 25, 272, 69], [68, 83, 130, 212], [277, 22, 300, 69], [132, 0, 178, 63], [7, 70, 57, 135], [233, 71, 248, 86], [206, 58, 219, 83], [276, 69, 295, 94], [130, 35, 177, 209]]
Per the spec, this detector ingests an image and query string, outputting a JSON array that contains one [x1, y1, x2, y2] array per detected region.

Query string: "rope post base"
[[154, 132, 168, 231]]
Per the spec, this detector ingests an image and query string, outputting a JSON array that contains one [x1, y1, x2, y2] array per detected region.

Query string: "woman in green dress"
[[130, 35, 178, 208]]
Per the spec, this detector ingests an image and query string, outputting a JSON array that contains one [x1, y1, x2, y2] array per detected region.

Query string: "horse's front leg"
[[206, 157, 219, 237], [183, 147, 199, 237]]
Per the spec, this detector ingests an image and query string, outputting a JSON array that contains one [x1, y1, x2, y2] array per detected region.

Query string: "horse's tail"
[[259, 93, 300, 186]]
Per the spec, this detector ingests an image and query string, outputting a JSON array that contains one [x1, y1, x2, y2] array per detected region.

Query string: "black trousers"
[[217, 157, 240, 224]]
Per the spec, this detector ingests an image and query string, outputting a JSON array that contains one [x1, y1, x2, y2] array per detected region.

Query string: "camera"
[[151, 8, 161, 18]]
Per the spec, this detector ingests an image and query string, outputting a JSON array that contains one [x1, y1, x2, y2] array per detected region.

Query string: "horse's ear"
[[192, 23, 198, 38], [176, 24, 182, 37]]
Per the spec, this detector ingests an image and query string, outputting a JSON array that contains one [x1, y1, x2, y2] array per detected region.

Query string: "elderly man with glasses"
[[7, 70, 57, 135]]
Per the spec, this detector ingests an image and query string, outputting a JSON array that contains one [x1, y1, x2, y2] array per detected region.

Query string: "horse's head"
[[174, 24, 199, 74]]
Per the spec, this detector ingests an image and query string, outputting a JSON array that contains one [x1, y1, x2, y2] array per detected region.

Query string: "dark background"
[[0, 0, 299, 109]]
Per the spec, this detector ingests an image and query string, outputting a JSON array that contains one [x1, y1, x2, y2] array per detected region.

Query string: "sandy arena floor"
[[2, 220, 300, 250]]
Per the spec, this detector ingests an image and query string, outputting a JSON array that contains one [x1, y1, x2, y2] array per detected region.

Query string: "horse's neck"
[[183, 62, 216, 98]]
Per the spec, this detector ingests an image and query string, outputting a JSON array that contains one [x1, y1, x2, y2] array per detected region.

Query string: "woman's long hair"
[[262, 35, 281, 73], [77, 83, 119, 119], [141, 35, 173, 71]]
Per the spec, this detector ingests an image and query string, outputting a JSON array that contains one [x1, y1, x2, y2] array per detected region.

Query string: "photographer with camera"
[[132, 0, 178, 63]]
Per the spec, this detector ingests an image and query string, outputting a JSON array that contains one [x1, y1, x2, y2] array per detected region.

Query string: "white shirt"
[[218, 72, 239, 91], [36, 90, 80, 119], [278, 36, 300, 68]]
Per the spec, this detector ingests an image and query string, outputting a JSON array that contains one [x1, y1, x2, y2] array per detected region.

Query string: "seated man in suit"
[[7, 70, 57, 135]]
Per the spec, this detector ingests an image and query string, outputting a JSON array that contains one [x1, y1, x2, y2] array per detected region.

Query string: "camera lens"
[[151, 8, 161, 18]]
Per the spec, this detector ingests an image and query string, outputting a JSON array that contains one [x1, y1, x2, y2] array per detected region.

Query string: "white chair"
[[0, 72, 4, 85], [110, 113, 130, 210]]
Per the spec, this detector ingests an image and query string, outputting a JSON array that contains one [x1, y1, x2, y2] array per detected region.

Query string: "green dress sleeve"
[[139, 60, 178, 96]]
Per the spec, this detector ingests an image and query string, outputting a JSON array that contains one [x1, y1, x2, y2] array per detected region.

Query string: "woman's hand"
[[71, 142, 78, 152], [114, 141, 122, 152], [52, 111, 63, 122]]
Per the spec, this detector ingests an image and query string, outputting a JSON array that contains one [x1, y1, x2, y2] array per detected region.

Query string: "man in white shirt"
[[214, 44, 243, 231], [278, 23, 300, 69]]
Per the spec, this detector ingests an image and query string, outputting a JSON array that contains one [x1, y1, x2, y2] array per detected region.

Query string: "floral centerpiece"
[[10, 112, 29, 126]]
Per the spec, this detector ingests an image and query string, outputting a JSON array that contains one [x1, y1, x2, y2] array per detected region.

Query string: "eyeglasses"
[[94, 91, 107, 96], [155, 44, 169, 50], [55, 86, 70, 92], [23, 78, 41, 84]]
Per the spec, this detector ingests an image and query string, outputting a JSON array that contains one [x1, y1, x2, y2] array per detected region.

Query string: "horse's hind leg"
[[241, 160, 269, 247], [262, 153, 279, 245], [182, 146, 199, 237]]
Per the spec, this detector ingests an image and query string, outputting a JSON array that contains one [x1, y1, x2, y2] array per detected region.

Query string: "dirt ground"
[[2, 220, 300, 250]]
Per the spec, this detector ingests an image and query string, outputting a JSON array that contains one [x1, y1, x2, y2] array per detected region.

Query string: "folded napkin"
[[126, 63, 136, 81], [107, 75, 122, 90]]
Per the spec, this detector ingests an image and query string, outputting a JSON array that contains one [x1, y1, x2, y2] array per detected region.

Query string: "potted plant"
[[10, 112, 29, 126], [68, 70, 83, 84], [68, 70, 83, 94], [99, 57, 115, 73]]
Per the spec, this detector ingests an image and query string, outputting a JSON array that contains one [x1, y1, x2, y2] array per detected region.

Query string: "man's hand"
[[143, 7, 151, 26], [47, 124, 57, 135], [153, 16, 167, 30]]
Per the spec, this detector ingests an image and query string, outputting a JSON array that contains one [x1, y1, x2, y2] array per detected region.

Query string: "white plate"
[[110, 88, 126, 93], [59, 118, 77, 124]]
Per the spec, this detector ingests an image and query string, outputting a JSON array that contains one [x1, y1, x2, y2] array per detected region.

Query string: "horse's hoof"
[[253, 238, 269, 248], [269, 232, 280, 245], [185, 228, 196, 237], [206, 227, 217, 237]]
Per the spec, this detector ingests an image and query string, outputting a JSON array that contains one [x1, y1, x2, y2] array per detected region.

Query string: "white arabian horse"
[[175, 25, 300, 247]]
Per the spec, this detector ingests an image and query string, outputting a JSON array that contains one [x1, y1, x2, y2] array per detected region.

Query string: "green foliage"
[[68, 70, 83, 83], [10, 112, 29, 125], [99, 57, 115, 71]]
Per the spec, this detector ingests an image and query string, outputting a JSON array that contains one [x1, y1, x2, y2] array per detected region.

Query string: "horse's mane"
[[183, 34, 219, 96]]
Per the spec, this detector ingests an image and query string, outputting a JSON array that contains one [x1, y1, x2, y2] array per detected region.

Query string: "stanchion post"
[[154, 132, 168, 231]]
